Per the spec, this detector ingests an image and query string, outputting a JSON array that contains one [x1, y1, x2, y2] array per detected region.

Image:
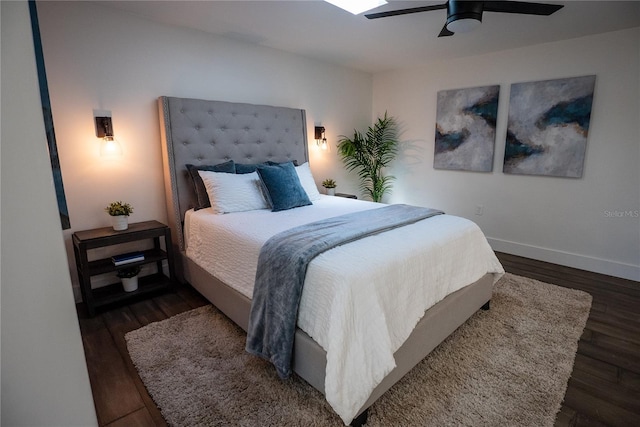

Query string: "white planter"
[[326, 188, 336, 196], [121, 276, 139, 292], [111, 215, 128, 231]]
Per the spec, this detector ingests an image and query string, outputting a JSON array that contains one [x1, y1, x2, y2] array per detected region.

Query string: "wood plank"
[[563, 381, 640, 426], [77, 304, 107, 335], [620, 369, 640, 392], [104, 407, 157, 427], [175, 283, 210, 309], [153, 291, 193, 318], [129, 298, 170, 326], [555, 405, 576, 427], [496, 252, 640, 294], [592, 331, 640, 360], [578, 340, 640, 376], [573, 412, 611, 427], [589, 300, 607, 314], [586, 317, 640, 347], [504, 265, 639, 310], [572, 353, 618, 384], [594, 295, 640, 318], [96, 289, 198, 426], [580, 327, 594, 342], [569, 373, 640, 415], [495, 252, 638, 288], [601, 300, 640, 324], [81, 326, 145, 425], [102, 306, 167, 427], [103, 306, 143, 335]]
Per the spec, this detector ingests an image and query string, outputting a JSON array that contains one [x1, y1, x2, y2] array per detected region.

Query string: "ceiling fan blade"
[[438, 24, 454, 37], [365, 3, 447, 20], [483, 1, 564, 16]]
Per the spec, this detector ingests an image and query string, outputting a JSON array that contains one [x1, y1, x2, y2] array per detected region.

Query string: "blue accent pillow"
[[235, 162, 261, 174], [186, 160, 236, 210], [256, 162, 312, 212], [236, 160, 298, 174]]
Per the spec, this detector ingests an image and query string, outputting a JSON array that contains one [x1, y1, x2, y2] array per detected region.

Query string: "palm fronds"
[[337, 112, 398, 202]]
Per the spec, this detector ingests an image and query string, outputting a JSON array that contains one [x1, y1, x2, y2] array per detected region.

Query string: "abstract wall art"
[[503, 75, 596, 178], [434, 85, 500, 172]]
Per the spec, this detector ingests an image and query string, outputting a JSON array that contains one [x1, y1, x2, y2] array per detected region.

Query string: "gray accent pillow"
[[256, 162, 312, 212], [186, 161, 236, 210]]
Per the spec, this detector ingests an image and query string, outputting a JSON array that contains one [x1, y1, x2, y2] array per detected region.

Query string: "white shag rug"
[[126, 273, 592, 426]]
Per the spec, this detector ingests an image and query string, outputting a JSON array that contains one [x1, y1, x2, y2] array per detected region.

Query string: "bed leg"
[[481, 300, 490, 311], [350, 408, 369, 426]]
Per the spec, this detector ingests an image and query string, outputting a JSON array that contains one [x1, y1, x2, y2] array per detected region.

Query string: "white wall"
[[374, 28, 640, 281], [0, 1, 98, 425], [36, 1, 372, 299], [36, 1, 640, 284]]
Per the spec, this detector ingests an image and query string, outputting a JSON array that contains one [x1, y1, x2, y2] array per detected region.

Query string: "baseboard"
[[488, 237, 640, 282]]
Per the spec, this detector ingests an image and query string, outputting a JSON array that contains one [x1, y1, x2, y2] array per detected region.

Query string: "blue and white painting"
[[503, 75, 596, 178], [434, 85, 500, 172]]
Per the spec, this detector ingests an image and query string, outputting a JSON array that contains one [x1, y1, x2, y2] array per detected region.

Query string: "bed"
[[158, 96, 504, 425]]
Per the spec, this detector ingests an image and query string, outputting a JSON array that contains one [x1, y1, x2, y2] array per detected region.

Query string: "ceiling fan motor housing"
[[446, 0, 484, 32]]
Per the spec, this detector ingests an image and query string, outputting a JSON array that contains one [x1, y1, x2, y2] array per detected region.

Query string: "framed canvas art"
[[434, 85, 500, 172], [503, 75, 596, 178]]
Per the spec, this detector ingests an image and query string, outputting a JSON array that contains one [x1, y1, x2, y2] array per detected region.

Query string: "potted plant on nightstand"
[[322, 179, 337, 196], [117, 265, 141, 292], [105, 201, 133, 231]]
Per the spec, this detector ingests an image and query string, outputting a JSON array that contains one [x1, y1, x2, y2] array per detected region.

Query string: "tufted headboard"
[[158, 96, 309, 252]]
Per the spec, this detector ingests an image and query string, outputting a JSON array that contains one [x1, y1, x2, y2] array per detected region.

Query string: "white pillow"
[[295, 162, 321, 201], [198, 170, 270, 214]]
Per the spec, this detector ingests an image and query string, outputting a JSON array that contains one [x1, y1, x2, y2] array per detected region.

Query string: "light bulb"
[[100, 136, 123, 157]]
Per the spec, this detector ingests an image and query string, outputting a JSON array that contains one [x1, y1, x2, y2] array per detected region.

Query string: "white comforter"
[[185, 196, 504, 424]]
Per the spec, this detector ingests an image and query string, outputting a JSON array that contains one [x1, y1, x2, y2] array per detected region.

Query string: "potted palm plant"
[[117, 265, 141, 292], [337, 112, 399, 202], [322, 179, 337, 196], [105, 201, 133, 231]]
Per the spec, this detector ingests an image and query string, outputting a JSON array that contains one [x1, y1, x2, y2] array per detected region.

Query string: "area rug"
[[125, 273, 592, 426]]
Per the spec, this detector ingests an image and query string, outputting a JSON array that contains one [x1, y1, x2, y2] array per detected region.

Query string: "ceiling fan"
[[365, 1, 564, 37]]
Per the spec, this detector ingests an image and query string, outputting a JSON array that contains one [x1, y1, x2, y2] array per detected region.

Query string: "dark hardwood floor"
[[496, 253, 640, 427], [77, 252, 640, 426]]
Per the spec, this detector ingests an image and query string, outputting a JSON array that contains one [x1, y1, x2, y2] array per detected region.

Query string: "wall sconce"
[[95, 115, 123, 157], [314, 126, 328, 151]]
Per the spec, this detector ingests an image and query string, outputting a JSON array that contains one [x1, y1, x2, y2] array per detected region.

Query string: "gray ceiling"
[[98, 0, 640, 73]]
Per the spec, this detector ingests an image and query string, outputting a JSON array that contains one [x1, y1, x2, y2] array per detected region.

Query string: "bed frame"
[[158, 96, 493, 425]]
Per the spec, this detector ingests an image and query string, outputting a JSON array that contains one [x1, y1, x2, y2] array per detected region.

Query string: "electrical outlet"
[[475, 205, 484, 216]]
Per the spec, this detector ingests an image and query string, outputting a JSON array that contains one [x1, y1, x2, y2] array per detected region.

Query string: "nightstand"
[[72, 220, 175, 316], [335, 193, 357, 199]]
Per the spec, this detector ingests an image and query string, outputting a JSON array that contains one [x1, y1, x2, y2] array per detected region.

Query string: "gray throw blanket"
[[245, 204, 444, 379]]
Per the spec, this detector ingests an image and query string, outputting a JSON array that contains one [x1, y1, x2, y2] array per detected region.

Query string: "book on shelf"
[[112, 251, 145, 266]]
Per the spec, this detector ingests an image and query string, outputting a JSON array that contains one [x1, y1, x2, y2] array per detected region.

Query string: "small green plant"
[[105, 201, 133, 216], [322, 179, 336, 188], [116, 265, 141, 278]]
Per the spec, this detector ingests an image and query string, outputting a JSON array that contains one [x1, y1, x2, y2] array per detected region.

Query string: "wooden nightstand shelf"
[[335, 193, 357, 199], [73, 220, 175, 316]]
